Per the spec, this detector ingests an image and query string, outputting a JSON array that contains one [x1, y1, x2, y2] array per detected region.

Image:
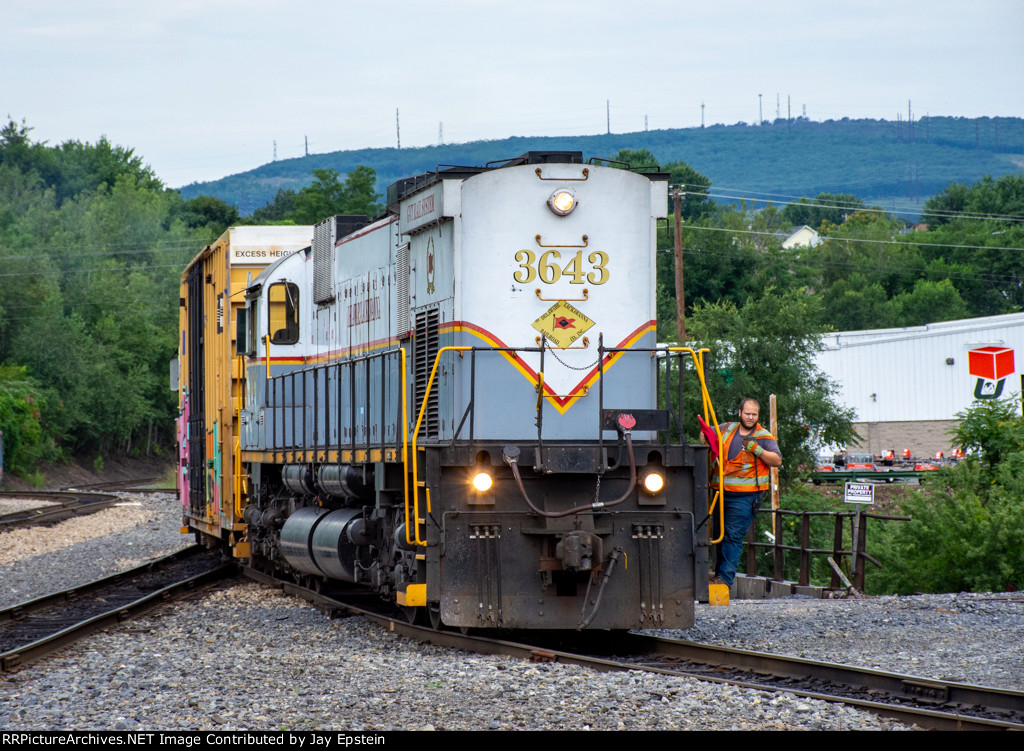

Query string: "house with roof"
[[781, 225, 822, 249]]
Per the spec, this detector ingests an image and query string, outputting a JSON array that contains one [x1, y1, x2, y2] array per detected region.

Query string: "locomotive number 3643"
[[513, 249, 609, 285]]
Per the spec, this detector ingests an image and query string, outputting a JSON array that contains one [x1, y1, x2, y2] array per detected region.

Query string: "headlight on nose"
[[547, 188, 577, 216], [642, 472, 665, 495], [471, 472, 493, 492]]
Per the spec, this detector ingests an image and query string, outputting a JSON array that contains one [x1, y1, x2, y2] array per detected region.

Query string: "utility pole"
[[769, 393, 781, 580], [396, 108, 401, 150], [701, 102, 705, 128], [606, 99, 610, 135], [273, 140, 277, 161], [304, 136, 308, 157], [438, 121, 443, 146], [758, 93, 762, 125], [644, 114, 648, 132], [673, 189, 686, 342]]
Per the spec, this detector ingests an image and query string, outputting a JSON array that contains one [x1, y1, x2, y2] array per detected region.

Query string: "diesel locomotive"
[[176, 152, 720, 630]]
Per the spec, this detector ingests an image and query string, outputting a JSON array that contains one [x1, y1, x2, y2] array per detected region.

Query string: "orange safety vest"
[[709, 422, 774, 493]]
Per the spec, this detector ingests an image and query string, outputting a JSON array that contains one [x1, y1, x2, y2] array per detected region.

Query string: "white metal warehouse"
[[813, 313, 1024, 456]]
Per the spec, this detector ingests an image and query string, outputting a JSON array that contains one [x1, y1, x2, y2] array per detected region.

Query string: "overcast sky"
[[3, 1, 1022, 187]]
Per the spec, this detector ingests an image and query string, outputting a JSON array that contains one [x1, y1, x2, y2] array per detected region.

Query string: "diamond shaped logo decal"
[[531, 301, 594, 348]]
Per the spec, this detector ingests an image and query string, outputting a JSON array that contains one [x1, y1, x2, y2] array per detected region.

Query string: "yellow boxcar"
[[177, 226, 313, 549]]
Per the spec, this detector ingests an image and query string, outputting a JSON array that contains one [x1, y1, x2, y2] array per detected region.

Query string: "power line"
[[0, 300, 175, 321], [673, 223, 1024, 254], [674, 184, 1024, 224], [0, 263, 187, 278], [656, 244, 1023, 286], [0, 243, 199, 262]]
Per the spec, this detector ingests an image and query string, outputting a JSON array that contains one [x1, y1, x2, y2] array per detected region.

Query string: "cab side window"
[[268, 282, 300, 345]]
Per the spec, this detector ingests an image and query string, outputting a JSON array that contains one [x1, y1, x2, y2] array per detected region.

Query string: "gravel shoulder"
[[679, 594, 1024, 691]]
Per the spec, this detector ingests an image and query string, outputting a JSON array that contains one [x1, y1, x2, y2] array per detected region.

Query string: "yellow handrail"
[[398, 347, 410, 547], [665, 347, 725, 545], [408, 346, 471, 546], [234, 353, 246, 521]]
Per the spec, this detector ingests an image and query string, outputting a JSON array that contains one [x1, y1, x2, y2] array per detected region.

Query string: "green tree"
[[686, 288, 855, 485], [612, 148, 660, 171], [870, 398, 1024, 594], [820, 273, 893, 330], [173, 195, 240, 237], [886, 278, 970, 326], [251, 188, 297, 223], [782, 192, 867, 230], [340, 165, 383, 217], [0, 121, 202, 465], [0, 365, 58, 475], [924, 174, 1024, 227], [952, 396, 1024, 473], [911, 175, 1024, 316], [290, 166, 382, 224]]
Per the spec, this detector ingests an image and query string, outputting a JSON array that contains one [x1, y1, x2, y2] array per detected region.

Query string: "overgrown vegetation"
[[250, 167, 382, 224], [0, 120, 236, 468], [742, 398, 1024, 595], [867, 398, 1024, 594], [0, 119, 384, 476]]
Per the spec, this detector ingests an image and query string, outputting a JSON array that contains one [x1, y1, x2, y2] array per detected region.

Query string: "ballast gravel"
[[0, 491, 1018, 731]]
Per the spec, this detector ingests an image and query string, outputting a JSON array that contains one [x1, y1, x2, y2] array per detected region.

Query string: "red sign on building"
[[968, 346, 1015, 381]]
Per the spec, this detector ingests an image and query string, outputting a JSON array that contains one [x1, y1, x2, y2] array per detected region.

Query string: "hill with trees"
[[179, 116, 1024, 217]]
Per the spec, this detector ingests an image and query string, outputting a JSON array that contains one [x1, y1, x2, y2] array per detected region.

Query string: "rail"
[[0, 547, 232, 672], [263, 348, 406, 458]]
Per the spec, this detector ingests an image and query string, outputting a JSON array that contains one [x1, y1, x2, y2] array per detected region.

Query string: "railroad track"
[[603, 633, 1024, 731], [0, 491, 120, 529], [62, 477, 172, 493], [0, 546, 235, 672], [242, 568, 1024, 731]]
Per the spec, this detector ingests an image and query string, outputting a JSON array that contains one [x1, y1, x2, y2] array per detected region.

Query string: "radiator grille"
[[313, 219, 333, 305], [413, 308, 440, 439]]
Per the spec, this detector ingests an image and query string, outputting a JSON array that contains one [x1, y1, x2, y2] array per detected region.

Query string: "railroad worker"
[[708, 398, 782, 587]]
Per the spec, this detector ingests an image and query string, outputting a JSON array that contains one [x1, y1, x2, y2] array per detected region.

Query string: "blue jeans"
[[715, 491, 763, 585]]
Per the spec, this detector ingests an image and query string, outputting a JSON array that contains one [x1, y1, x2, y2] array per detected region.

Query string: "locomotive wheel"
[[402, 604, 442, 629], [427, 603, 442, 631]]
